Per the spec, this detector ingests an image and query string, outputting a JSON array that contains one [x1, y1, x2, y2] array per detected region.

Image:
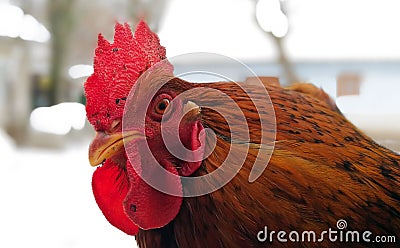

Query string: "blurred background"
[[0, 0, 399, 247]]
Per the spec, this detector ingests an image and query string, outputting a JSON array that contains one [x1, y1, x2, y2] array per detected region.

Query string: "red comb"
[[84, 21, 173, 131]]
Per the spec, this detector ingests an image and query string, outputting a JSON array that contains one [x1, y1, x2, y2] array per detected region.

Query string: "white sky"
[[159, 0, 400, 61]]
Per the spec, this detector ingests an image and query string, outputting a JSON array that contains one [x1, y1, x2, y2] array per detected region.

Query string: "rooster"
[[84, 21, 400, 247]]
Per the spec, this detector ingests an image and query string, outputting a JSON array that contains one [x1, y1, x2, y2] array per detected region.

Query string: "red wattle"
[[123, 158, 182, 230], [92, 160, 139, 235]]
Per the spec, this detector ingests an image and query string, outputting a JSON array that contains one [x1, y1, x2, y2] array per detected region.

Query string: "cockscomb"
[[84, 21, 173, 131]]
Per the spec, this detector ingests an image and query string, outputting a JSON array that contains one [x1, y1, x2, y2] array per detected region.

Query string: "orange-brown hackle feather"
[[137, 78, 400, 248]]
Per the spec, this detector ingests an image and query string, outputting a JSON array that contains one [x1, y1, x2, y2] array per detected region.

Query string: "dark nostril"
[[108, 119, 121, 134], [130, 204, 137, 212]]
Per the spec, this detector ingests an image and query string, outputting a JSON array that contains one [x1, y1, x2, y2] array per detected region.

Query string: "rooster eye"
[[155, 98, 170, 115]]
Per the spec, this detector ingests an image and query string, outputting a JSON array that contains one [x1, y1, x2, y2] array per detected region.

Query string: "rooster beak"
[[88, 130, 144, 166]]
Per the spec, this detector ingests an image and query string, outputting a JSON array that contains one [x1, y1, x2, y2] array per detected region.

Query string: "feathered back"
[[137, 79, 400, 248]]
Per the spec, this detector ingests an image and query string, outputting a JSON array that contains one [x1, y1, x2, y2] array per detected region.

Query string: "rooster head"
[[84, 21, 205, 235]]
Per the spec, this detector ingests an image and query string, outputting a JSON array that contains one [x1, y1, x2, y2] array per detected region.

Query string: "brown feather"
[[136, 78, 400, 248]]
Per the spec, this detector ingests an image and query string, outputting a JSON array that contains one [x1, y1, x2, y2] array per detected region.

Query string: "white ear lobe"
[[183, 101, 201, 115]]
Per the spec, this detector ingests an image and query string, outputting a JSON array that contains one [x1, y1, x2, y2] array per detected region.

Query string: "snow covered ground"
[[0, 135, 137, 248]]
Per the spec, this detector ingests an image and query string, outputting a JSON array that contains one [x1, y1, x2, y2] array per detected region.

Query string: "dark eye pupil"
[[155, 98, 170, 114], [158, 102, 167, 110]]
